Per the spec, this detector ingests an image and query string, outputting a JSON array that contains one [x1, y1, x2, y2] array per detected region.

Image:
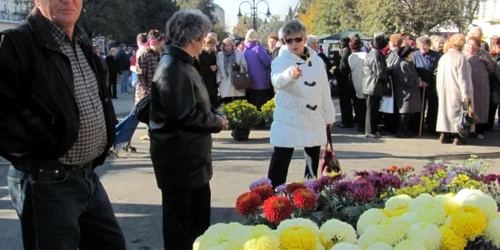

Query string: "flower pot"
[[231, 127, 251, 141]]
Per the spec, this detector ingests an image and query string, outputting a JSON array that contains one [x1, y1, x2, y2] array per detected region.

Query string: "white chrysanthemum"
[[385, 194, 412, 213], [315, 242, 326, 250], [367, 242, 393, 250], [409, 193, 435, 211], [357, 208, 389, 235], [275, 218, 320, 240], [463, 193, 498, 219], [330, 242, 361, 250], [394, 240, 426, 250], [434, 194, 461, 216], [198, 223, 244, 249], [376, 217, 409, 246], [484, 213, 500, 248], [415, 203, 446, 225], [193, 236, 203, 250], [358, 226, 380, 249], [320, 219, 357, 248], [454, 189, 483, 204], [400, 212, 419, 225], [406, 222, 442, 250]]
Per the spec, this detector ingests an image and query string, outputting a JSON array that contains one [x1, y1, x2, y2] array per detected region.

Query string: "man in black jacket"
[[335, 36, 356, 127], [116, 43, 131, 94], [150, 10, 229, 250], [0, 2, 124, 250]]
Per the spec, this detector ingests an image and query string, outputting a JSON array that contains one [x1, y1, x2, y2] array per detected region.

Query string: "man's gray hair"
[[416, 36, 431, 46], [280, 20, 307, 39], [306, 35, 319, 46], [166, 9, 212, 48]]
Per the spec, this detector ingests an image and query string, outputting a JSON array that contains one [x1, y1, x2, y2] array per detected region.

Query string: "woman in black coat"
[[198, 36, 219, 109], [105, 48, 119, 98]]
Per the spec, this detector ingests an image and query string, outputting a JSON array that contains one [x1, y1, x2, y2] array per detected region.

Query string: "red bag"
[[320, 126, 341, 176]]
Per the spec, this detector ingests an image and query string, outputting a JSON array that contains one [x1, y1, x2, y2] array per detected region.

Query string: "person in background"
[[129, 48, 137, 89], [268, 34, 280, 60], [414, 36, 441, 136], [198, 35, 220, 109], [308, 35, 334, 81], [363, 32, 390, 138], [436, 34, 473, 145], [267, 20, 335, 187], [116, 43, 131, 94], [150, 9, 229, 250], [216, 38, 248, 104], [348, 36, 368, 132], [383, 34, 404, 134], [468, 26, 490, 52], [335, 36, 356, 128], [235, 39, 245, 52], [491, 38, 500, 126], [393, 45, 422, 138], [106, 47, 119, 99], [464, 36, 494, 140], [244, 29, 272, 110], [430, 35, 446, 55]]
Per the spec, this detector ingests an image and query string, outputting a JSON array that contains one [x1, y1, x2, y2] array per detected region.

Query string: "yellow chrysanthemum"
[[450, 205, 487, 240], [435, 194, 461, 216], [196, 223, 246, 249], [242, 235, 280, 250], [393, 240, 426, 250], [279, 226, 317, 250], [484, 213, 500, 248], [330, 242, 361, 250], [454, 189, 483, 204], [462, 193, 498, 219], [367, 242, 393, 250], [357, 208, 388, 235], [276, 218, 320, 239], [358, 226, 380, 249], [389, 207, 408, 217], [415, 202, 446, 225], [406, 222, 442, 250], [381, 209, 391, 217], [376, 217, 409, 246], [319, 219, 357, 249], [385, 194, 412, 213], [409, 193, 435, 211], [439, 225, 467, 250]]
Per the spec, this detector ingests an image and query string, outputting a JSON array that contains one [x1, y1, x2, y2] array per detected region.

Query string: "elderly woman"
[[307, 35, 334, 81], [150, 10, 229, 249], [267, 20, 336, 187], [244, 29, 272, 109], [430, 35, 446, 55], [216, 38, 248, 104], [393, 45, 422, 138], [436, 34, 474, 145], [348, 36, 368, 132], [464, 36, 495, 139], [198, 35, 219, 109]]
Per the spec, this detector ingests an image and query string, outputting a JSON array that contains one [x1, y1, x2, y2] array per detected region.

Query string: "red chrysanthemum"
[[292, 188, 317, 210], [236, 191, 262, 216], [251, 185, 275, 201], [285, 182, 307, 194], [262, 196, 293, 224]]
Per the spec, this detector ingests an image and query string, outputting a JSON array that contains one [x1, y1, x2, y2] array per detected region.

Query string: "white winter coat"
[[270, 46, 336, 147], [348, 52, 367, 99], [216, 50, 247, 98]]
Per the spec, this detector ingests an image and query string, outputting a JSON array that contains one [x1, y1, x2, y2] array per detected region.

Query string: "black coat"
[[105, 56, 119, 81], [116, 50, 131, 72], [197, 50, 218, 95], [150, 45, 223, 190], [0, 8, 116, 166]]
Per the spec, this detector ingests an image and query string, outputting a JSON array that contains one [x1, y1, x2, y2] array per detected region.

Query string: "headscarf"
[[223, 49, 236, 77]]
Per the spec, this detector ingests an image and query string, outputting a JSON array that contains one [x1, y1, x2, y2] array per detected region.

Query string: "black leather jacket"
[[150, 45, 223, 190], [0, 8, 116, 166]]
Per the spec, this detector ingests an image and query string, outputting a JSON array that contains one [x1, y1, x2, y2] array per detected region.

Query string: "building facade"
[[0, 0, 30, 31], [213, 3, 226, 28], [473, 0, 500, 43]]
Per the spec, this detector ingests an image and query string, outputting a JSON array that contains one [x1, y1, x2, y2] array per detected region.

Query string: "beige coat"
[[465, 52, 494, 124], [216, 50, 247, 98], [436, 48, 474, 133]]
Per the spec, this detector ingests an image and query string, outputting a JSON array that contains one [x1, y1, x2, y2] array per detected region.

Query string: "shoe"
[[439, 133, 450, 144], [366, 133, 381, 138], [453, 138, 463, 145], [477, 134, 484, 140], [337, 124, 354, 128]]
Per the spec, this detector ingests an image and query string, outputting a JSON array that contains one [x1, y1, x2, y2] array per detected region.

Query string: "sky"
[[214, 0, 300, 32]]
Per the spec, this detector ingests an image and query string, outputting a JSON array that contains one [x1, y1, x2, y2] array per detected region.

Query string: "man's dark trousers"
[[8, 160, 126, 250]]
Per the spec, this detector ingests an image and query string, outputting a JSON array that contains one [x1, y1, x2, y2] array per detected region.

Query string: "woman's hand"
[[290, 66, 303, 79], [463, 97, 471, 104]]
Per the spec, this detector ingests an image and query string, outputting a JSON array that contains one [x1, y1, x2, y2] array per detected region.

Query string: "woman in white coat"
[[267, 20, 336, 187], [216, 38, 248, 104]]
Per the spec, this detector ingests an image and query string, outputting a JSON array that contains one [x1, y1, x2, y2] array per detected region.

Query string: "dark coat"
[[0, 8, 116, 166], [334, 47, 352, 84], [150, 45, 223, 190], [116, 50, 131, 72], [363, 49, 389, 97], [105, 55, 119, 82], [198, 50, 219, 95], [393, 59, 422, 113]]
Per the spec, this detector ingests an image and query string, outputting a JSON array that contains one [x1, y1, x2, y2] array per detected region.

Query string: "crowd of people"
[[1, 1, 500, 249]]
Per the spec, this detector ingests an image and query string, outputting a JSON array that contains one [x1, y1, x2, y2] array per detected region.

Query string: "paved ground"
[[1, 92, 499, 250]]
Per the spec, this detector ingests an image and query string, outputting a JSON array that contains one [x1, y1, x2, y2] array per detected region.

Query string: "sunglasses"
[[285, 37, 304, 44]]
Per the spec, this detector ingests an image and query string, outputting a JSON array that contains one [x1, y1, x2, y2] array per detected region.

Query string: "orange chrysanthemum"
[[236, 191, 262, 216], [292, 188, 317, 210], [263, 196, 293, 224], [285, 182, 307, 194], [251, 185, 275, 202]]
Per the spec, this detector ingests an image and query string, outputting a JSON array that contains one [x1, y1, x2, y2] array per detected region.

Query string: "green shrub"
[[260, 98, 275, 124], [220, 100, 262, 129]]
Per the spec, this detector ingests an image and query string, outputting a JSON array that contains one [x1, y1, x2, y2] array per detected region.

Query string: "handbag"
[[320, 126, 341, 176], [232, 63, 253, 89], [134, 95, 150, 124], [457, 101, 473, 138]]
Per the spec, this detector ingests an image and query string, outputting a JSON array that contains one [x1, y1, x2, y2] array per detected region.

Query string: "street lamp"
[[237, 0, 271, 30], [242, 12, 269, 28]]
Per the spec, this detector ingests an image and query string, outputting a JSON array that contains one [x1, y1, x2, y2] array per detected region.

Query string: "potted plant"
[[260, 98, 275, 128], [220, 100, 262, 141]]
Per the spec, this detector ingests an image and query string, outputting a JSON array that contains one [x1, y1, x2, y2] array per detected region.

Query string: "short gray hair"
[[416, 36, 431, 46], [306, 35, 319, 46], [166, 9, 212, 48], [281, 20, 307, 39]]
